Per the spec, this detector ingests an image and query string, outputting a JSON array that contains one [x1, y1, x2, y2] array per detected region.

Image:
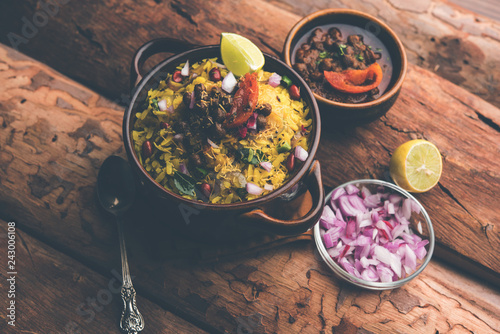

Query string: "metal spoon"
[[97, 155, 144, 334]]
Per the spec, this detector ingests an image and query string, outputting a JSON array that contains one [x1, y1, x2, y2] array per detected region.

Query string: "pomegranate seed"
[[209, 68, 221, 81], [142, 140, 153, 158], [238, 127, 247, 138], [286, 153, 295, 171], [289, 85, 300, 100], [172, 70, 183, 83], [160, 122, 169, 129]]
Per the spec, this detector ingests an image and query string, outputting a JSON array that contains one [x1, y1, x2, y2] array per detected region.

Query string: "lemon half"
[[389, 139, 442, 193], [220, 33, 265, 77]]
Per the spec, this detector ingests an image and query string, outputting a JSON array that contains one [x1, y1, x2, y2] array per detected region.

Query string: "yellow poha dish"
[[132, 58, 312, 204]]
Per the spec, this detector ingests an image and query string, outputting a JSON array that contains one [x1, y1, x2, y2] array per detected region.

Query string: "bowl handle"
[[239, 160, 325, 235], [130, 38, 197, 89]]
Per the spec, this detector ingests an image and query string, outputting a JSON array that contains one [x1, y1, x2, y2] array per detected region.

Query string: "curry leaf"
[[238, 148, 268, 165], [174, 171, 196, 196]]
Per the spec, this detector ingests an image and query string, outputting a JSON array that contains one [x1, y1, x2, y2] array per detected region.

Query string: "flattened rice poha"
[[132, 58, 312, 204]]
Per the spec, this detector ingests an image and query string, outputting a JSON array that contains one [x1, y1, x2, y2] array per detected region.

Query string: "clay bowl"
[[123, 38, 325, 241], [283, 9, 407, 125]]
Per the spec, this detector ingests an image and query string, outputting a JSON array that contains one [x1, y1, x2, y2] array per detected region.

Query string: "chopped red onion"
[[402, 198, 412, 220], [331, 187, 346, 201], [181, 60, 190, 76], [361, 186, 371, 199], [259, 161, 272, 172], [345, 184, 359, 195], [294, 146, 309, 162], [323, 233, 335, 249], [158, 99, 168, 111], [213, 61, 226, 69], [222, 71, 237, 93], [246, 182, 263, 195], [189, 91, 195, 109], [264, 184, 274, 191], [319, 182, 429, 283], [207, 138, 219, 148], [247, 113, 258, 130], [268, 73, 282, 87], [387, 202, 395, 215], [179, 162, 190, 176]]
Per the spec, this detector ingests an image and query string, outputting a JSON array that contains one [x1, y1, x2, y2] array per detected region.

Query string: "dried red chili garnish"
[[224, 72, 259, 128], [324, 63, 383, 94]]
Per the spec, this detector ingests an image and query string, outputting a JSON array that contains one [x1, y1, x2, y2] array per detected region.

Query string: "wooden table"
[[1, 1, 499, 333]]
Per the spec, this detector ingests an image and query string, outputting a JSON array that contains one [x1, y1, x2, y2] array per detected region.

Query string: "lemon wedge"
[[389, 139, 443, 193], [220, 33, 265, 77]]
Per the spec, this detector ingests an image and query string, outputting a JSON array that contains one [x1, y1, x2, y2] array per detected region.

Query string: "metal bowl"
[[314, 179, 434, 290]]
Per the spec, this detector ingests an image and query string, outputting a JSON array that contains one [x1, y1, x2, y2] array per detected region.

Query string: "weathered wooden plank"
[[449, 0, 500, 22], [0, 220, 208, 334], [3, 220, 498, 334], [0, 35, 499, 333], [0, 0, 499, 111]]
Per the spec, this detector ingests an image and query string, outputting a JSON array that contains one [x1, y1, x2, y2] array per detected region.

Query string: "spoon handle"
[[117, 219, 144, 333]]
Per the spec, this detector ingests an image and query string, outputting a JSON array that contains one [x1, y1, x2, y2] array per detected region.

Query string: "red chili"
[[289, 84, 300, 100], [209, 68, 221, 81], [142, 140, 153, 158], [224, 72, 259, 128], [172, 70, 183, 83]]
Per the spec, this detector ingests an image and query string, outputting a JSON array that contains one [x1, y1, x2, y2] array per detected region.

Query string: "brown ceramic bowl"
[[123, 38, 325, 240], [283, 9, 407, 124]]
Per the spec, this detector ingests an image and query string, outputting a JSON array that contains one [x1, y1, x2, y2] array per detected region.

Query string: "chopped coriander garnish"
[[237, 148, 268, 165], [277, 141, 291, 153], [319, 51, 331, 59], [338, 44, 347, 56], [356, 54, 364, 61], [376, 48, 383, 52], [151, 98, 159, 111], [281, 75, 292, 88]]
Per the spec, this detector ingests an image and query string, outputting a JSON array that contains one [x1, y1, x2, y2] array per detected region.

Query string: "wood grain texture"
[[0, 0, 499, 110], [0, 37, 499, 333], [449, 0, 500, 22], [0, 220, 208, 334]]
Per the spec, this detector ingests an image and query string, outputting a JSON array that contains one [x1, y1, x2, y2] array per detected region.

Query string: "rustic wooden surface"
[[0, 0, 499, 110], [0, 220, 208, 334], [1, 26, 500, 334], [0, 0, 499, 333], [450, 0, 500, 22]]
